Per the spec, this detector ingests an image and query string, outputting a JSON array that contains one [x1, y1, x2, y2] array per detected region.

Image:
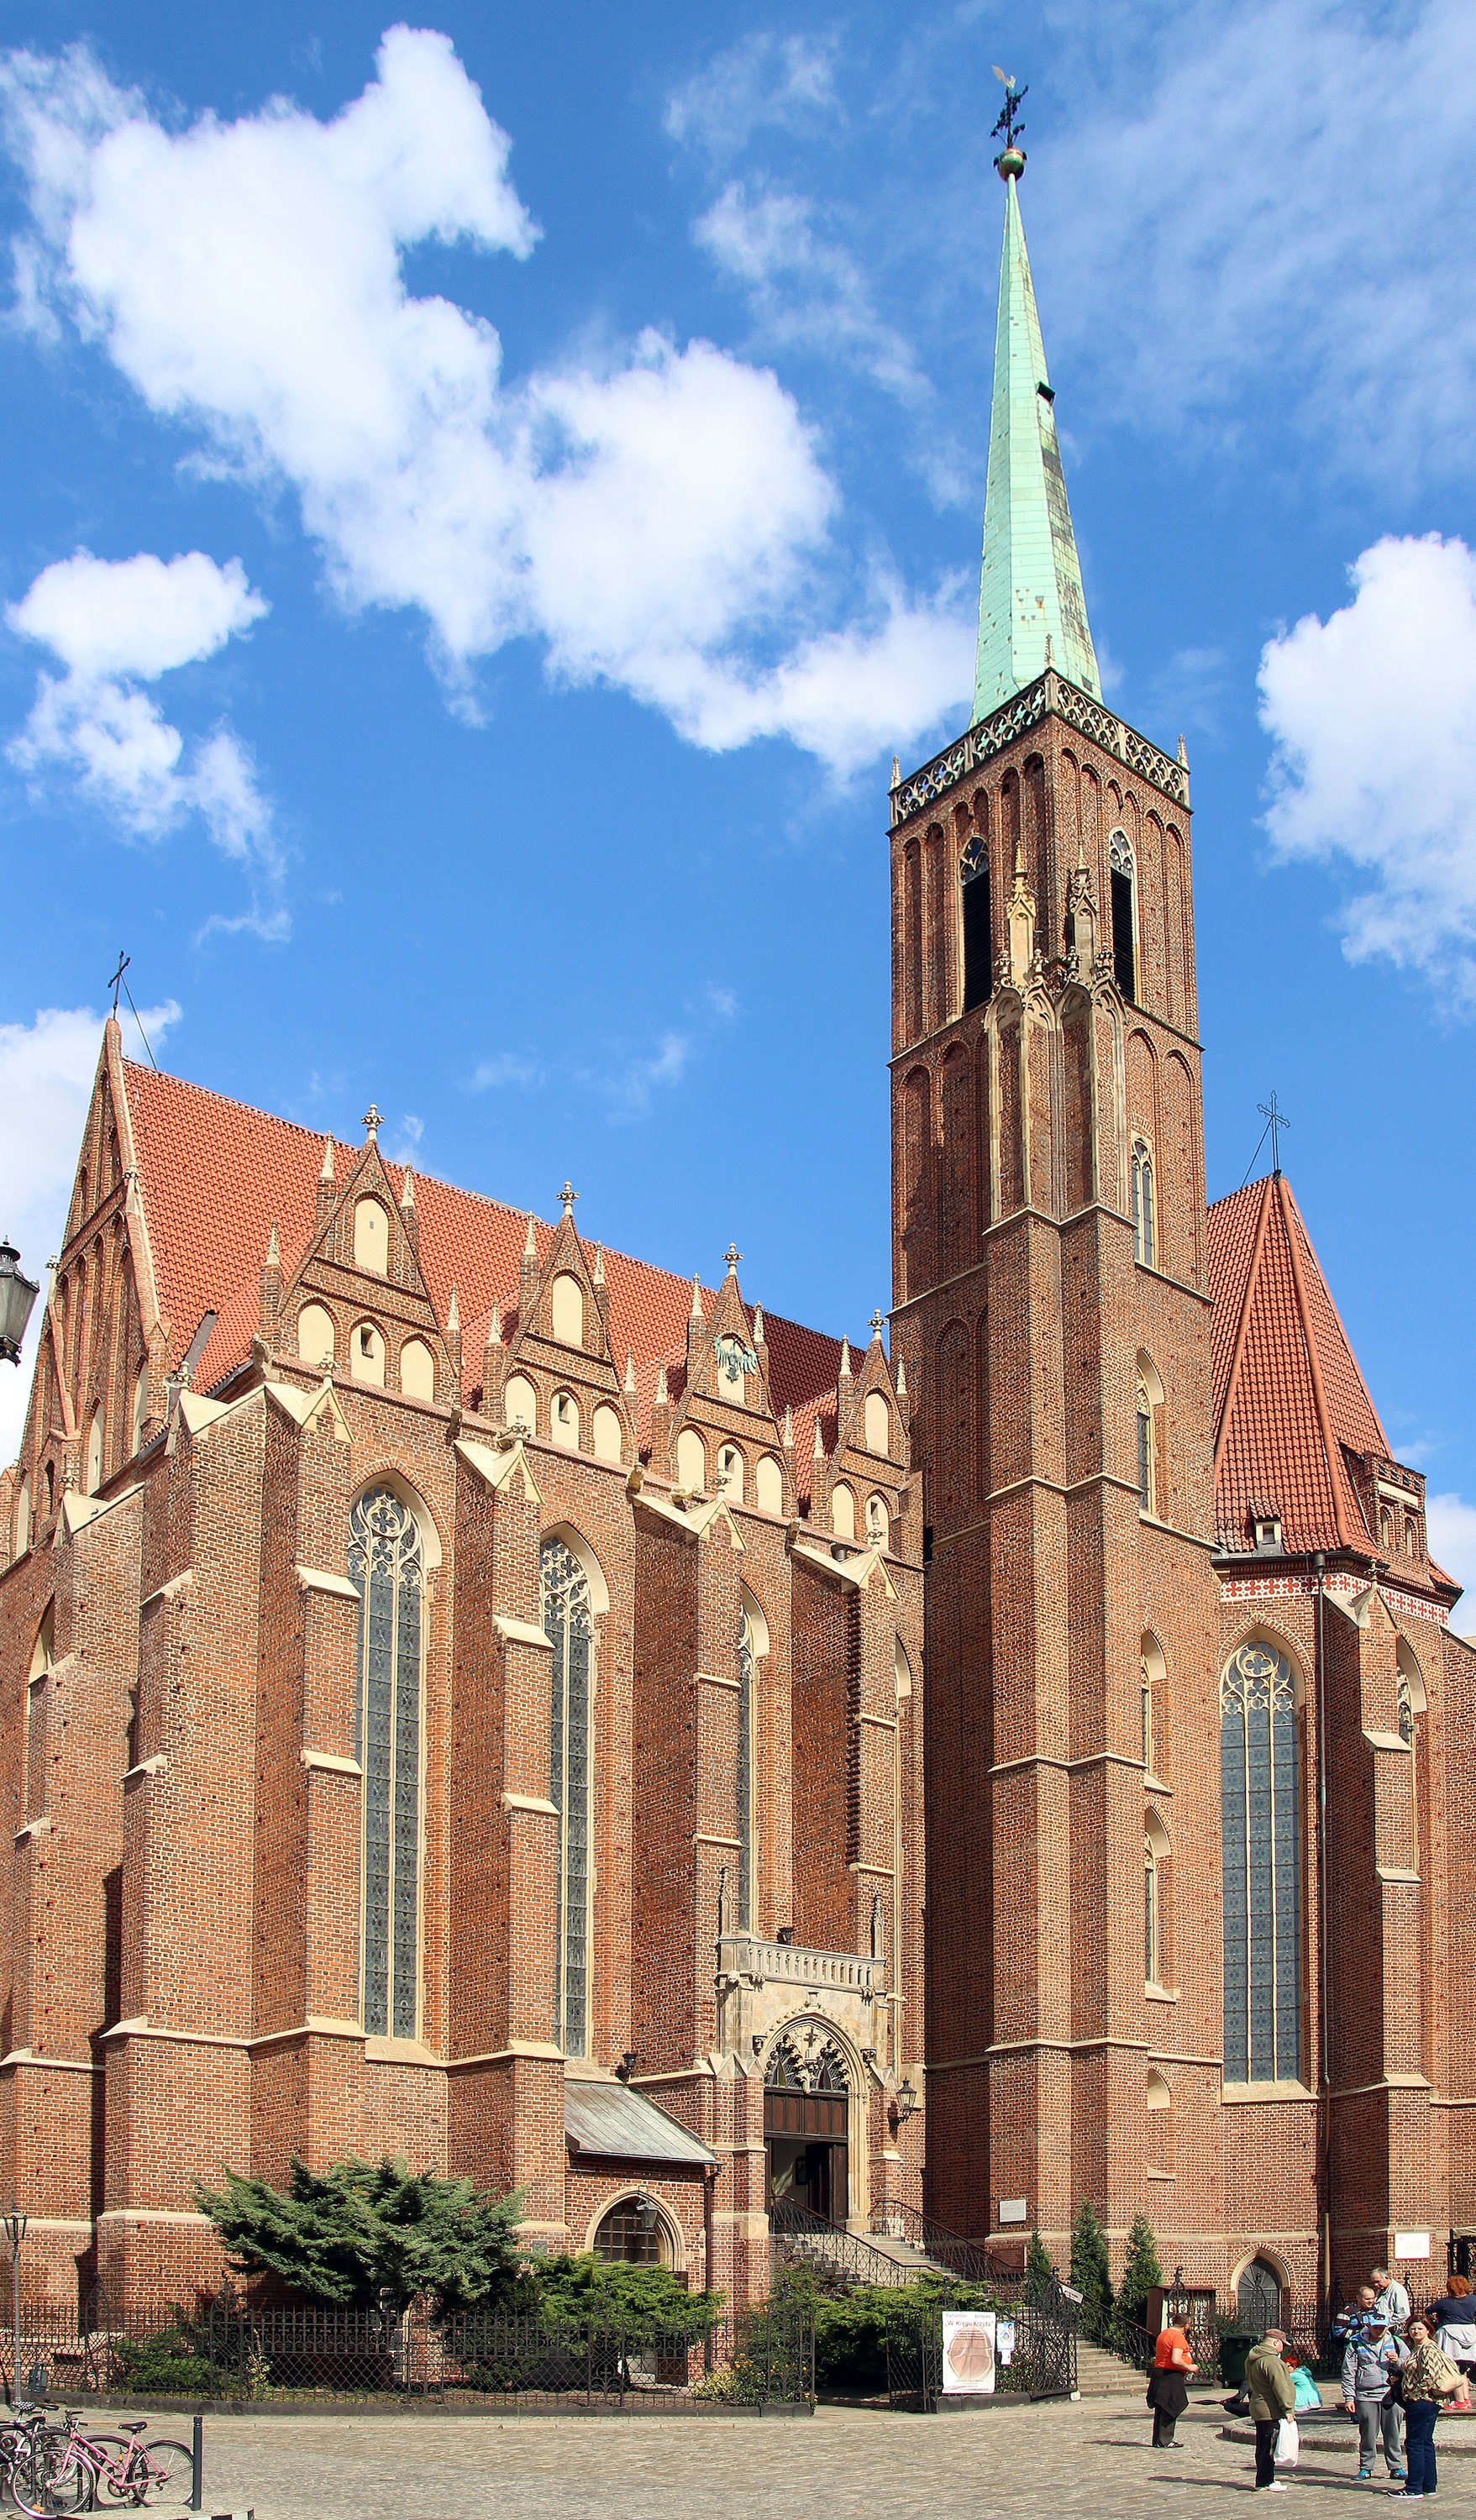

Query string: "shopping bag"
[[1274, 2418, 1300, 2467]]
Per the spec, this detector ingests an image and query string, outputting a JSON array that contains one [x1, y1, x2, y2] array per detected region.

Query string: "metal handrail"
[[869, 2197, 1008, 2287], [769, 2197, 929, 2291]]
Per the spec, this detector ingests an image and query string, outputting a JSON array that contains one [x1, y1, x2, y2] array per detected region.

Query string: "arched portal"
[[764, 2025, 851, 2224], [1235, 2255, 1284, 2334]]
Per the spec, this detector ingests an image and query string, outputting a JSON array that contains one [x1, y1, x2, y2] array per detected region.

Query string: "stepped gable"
[[1208, 1170, 1391, 1557], [121, 1061, 850, 1454]]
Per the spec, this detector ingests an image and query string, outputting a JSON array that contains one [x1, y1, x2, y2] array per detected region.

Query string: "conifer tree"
[[1114, 2211, 1165, 2342], [1023, 2227, 1053, 2307], [196, 2156, 525, 2315], [1069, 2200, 1114, 2343]]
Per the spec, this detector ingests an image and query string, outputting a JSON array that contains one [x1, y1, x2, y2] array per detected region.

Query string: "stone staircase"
[[1073, 2338, 1152, 2397]]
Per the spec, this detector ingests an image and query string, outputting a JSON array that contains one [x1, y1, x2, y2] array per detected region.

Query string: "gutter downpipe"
[[1313, 1548, 1332, 2313]]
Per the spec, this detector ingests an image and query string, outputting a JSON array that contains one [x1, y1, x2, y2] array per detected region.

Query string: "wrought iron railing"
[[770, 2197, 932, 2292], [884, 2299, 1077, 2408], [867, 2199, 1082, 2328], [0, 2300, 815, 2415]]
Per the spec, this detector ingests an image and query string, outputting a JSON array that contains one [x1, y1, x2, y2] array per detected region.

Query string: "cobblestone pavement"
[[195, 2396, 1476, 2519]]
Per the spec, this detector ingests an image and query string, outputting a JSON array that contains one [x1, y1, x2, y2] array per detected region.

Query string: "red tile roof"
[[1207, 1172, 1389, 1557], [121, 1062, 851, 1460]]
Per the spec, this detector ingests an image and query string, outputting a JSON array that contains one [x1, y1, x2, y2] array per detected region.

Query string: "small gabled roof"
[[1208, 1171, 1389, 1557]]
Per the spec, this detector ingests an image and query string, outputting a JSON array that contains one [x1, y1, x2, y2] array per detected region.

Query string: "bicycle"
[[7, 2410, 195, 2513], [0, 2406, 91, 2517]]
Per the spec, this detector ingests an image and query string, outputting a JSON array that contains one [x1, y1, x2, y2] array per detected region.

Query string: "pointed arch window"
[[1110, 828, 1137, 1001], [737, 1607, 756, 1934], [1397, 1640, 1425, 1874], [543, 1537, 594, 2056], [1144, 1834, 1161, 1987], [960, 834, 992, 1013], [1131, 1137, 1156, 1269], [1221, 1642, 1303, 2083], [349, 1488, 424, 2040], [1137, 1376, 1155, 1517]]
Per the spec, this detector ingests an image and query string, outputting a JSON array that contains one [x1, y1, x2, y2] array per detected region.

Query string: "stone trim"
[[301, 1750, 360, 1777], [494, 1614, 554, 1651], [295, 1564, 360, 1600]]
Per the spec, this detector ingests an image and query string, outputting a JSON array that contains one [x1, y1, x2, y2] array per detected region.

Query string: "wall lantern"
[[0, 1243, 39, 1368]]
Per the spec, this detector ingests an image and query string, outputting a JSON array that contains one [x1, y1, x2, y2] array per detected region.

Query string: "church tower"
[[890, 129, 1221, 2260]]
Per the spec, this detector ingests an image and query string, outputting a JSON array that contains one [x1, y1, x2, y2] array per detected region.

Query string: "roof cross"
[[362, 1103, 381, 1143], [1256, 1090, 1291, 1181], [106, 950, 130, 1014]]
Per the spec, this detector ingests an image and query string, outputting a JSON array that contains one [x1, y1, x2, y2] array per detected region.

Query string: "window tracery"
[[764, 2030, 849, 2092], [349, 1488, 424, 2040], [543, 1537, 593, 2056], [1220, 1641, 1302, 2083]]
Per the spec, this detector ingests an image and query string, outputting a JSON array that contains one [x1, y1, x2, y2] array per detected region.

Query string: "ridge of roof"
[[117, 1060, 857, 1427]]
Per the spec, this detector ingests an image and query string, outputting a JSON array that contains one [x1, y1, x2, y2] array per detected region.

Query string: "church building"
[[1, 131, 1473, 2327]]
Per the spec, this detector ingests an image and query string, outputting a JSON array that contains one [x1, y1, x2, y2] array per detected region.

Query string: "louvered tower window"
[[543, 1537, 593, 2055], [349, 1488, 424, 2039], [1110, 828, 1137, 1001], [1220, 1642, 1302, 2082], [960, 835, 992, 1012]]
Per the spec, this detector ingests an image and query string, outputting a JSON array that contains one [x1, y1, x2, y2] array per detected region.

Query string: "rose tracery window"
[[543, 1537, 594, 2057], [349, 1488, 424, 2040], [1220, 1641, 1302, 2084]]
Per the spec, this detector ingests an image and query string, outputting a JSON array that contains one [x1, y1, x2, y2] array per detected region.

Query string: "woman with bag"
[[1426, 2273, 1476, 2406], [1147, 2323, 1197, 2448], [1395, 2313, 1463, 2499]]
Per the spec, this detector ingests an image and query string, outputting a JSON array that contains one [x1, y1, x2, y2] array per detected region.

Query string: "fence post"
[[190, 2413, 202, 2513]]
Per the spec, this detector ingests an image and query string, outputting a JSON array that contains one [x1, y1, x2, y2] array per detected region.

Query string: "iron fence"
[[0, 2300, 815, 2416], [885, 2299, 1078, 2410]]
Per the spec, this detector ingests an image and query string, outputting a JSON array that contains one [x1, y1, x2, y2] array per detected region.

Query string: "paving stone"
[[194, 2396, 1447, 2519]]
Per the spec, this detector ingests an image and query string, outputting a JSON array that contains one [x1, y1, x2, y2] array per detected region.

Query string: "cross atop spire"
[[974, 102, 1100, 720], [869, 1309, 886, 1342]]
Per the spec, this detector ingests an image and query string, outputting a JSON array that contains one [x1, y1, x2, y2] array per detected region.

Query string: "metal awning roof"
[[564, 2079, 716, 2167]]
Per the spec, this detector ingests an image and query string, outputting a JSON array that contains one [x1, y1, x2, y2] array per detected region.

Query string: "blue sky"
[[3, 2, 1476, 1596]]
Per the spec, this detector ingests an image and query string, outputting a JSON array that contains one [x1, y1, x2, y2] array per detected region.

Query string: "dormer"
[[498, 1188, 631, 1460]]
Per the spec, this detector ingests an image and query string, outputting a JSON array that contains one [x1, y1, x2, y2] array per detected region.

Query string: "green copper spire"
[[974, 162, 1100, 718]]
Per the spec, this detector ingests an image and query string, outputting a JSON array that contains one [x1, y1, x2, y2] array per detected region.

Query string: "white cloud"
[[592, 1030, 691, 1123], [7, 549, 283, 937], [0, 29, 959, 778], [8, 548, 265, 679], [695, 181, 925, 404], [0, 1000, 180, 1464], [664, 32, 838, 160], [470, 1053, 540, 1092], [1258, 535, 1476, 1001], [1428, 1492, 1476, 1616], [1038, 0, 1476, 489]]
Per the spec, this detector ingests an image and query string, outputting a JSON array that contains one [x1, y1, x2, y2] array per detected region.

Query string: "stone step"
[[1074, 2341, 1150, 2396]]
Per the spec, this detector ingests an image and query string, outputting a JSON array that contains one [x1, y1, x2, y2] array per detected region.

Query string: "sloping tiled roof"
[[1207, 1173, 1389, 1557], [121, 1063, 851, 1452]]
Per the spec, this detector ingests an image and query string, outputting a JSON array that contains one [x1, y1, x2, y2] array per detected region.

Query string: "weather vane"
[[991, 66, 1027, 166]]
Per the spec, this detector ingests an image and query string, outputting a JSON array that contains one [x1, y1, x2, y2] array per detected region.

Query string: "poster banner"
[[942, 2309, 997, 2394]]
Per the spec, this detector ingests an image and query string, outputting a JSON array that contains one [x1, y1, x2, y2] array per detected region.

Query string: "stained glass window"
[[738, 1610, 755, 1932], [1110, 827, 1137, 1000], [1221, 1642, 1302, 2083], [960, 833, 992, 1012], [349, 1488, 423, 2040], [1132, 1141, 1155, 1269], [543, 1538, 593, 2057]]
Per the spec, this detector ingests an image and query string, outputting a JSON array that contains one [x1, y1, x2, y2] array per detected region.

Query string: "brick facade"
[[0, 1035, 924, 2313]]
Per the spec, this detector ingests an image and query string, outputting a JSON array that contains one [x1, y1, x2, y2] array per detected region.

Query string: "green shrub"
[[1112, 2212, 1163, 2344], [1069, 2202, 1114, 2344], [812, 2276, 1001, 2395], [109, 2328, 213, 2397], [523, 2253, 721, 2344]]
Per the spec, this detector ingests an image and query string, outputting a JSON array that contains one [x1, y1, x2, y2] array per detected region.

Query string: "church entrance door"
[[764, 2082, 848, 2223]]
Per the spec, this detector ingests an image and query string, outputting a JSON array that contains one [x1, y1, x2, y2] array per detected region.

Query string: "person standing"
[[1148, 2323, 1196, 2449], [1396, 2313, 1463, 2500], [1342, 2313, 1409, 2484], [1374, 2265, 1413, 2329], [1246, 2328, 1295, 2491], [1332, 2281, 1379, 2354], [1426, 2271, 1476, 2388]]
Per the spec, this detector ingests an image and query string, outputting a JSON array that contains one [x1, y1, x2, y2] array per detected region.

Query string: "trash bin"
[[1219, 2334, 1255, 2396]]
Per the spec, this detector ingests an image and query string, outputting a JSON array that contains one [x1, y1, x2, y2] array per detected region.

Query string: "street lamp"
[[0, 1244, 39, 1368], [1, 2208, 26, 2407]]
